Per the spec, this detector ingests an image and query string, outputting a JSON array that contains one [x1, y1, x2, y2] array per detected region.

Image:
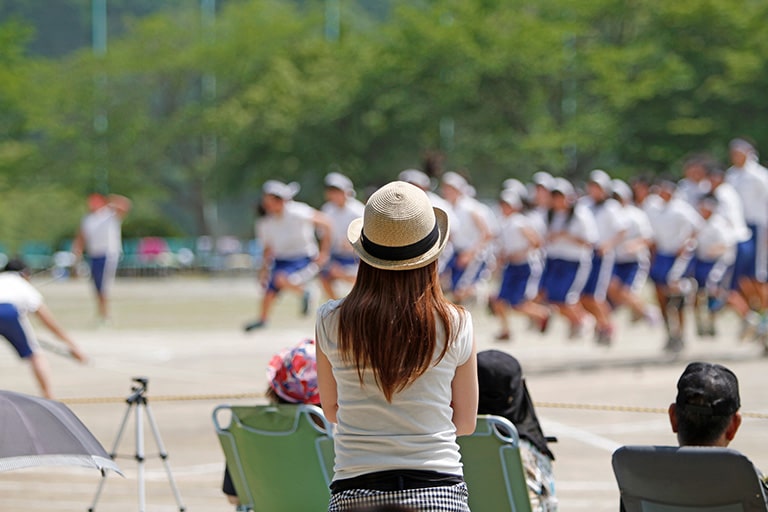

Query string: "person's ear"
[[668, 403, 678, 433], [725, 412, 742, 442]]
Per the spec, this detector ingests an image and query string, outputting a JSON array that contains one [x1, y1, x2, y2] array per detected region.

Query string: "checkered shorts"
[[328, 482, 469, 511]]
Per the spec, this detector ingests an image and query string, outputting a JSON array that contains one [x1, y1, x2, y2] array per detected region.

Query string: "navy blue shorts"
[[0, 303, 35, 358], [321, 254, 359, 278], [497, 263, 532, 307], [693, 259, 716, 289], [582, 253, 614, 301], [445, 251, 487, 293], [268, 257, 316, 292], [732, 225, 765, 283], [541, 257, 590, 305], [613, 261, 640, 287], [89, 255, 118, 295], [649, 253, 693, 285]]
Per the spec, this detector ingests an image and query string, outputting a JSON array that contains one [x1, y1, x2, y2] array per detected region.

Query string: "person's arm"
[[71, 228, 85, 260], [315, 336, 339, 424], [107, 194, 132, 219], [258, 245, 274, 288], [451, 336, 478, 436], [521, 225, 543, 249], [312, 211, 333, 268], [34, 304, 88, 363]]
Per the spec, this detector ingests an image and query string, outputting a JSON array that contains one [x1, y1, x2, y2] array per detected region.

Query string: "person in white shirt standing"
[[319, 172, 365, 300], [0, 259, 88, 398], [244, 180, 332, 332], [72, 192, 132, 323]]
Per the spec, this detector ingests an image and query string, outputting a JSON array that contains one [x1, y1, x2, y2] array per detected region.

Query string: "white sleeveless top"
[[315, 299, 473, 481]]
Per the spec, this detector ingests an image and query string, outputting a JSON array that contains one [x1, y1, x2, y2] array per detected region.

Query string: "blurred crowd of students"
[[245, 138, 768, 356]]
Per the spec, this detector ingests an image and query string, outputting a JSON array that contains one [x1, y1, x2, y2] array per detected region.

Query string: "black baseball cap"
[[676, 362, 740, 417]]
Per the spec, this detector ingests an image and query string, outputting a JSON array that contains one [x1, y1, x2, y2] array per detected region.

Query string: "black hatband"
[[361, 222, 439, 261]]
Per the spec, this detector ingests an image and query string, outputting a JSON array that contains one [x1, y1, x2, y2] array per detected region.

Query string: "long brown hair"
[[337, 260, 461, 402]]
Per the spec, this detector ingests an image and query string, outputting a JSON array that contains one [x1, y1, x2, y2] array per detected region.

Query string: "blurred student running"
[[244, 180, 332, 332], [489, 187, 550, 341], [319, 172, 365, 300], [0, 259, 88, 398]]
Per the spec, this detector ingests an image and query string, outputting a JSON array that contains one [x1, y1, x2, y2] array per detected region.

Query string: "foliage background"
[[1, 0, 767, 252]]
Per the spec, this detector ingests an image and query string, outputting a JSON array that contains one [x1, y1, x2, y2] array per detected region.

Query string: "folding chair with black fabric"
[[212, 403, 335, 512], [612, 445, 768, 512], [458, 414, 532, 512]]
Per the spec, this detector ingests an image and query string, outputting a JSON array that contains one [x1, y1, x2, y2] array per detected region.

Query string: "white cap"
[[324, 172, 355, 196], [551, 177, 574, 198], [441, 172, 470, 194], [532, 171, 555, 190], [262, 180, 300, 200], [502, 178, 526, 197], [589, 169, 612, 193], [398, 169, 432, 190], [499, 188, 522, 209], [611, 179, 632, 202]]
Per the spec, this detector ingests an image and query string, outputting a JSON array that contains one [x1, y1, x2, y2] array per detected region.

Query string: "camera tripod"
[[89, 377, 186, 512]]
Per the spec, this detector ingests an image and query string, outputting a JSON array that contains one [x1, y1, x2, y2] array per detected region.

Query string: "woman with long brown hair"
[[315, 181, 478, 512]]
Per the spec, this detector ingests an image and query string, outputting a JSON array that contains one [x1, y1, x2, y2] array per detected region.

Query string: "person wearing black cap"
[[669, 362, 768, 499], [477, 350, 557, 511]]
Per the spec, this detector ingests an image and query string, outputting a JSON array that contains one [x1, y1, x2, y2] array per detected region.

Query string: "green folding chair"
[[458, 414, 533, 512], [213, 404, 334, 512]]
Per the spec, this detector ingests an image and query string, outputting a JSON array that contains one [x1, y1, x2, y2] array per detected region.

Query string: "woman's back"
[[317, 299, 473, 480]]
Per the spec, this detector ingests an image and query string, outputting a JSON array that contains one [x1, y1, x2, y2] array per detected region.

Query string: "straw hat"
[[347, 181, 449, 271]]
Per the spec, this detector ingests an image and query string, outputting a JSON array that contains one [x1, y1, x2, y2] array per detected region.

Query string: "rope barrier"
[[534, 401, 768, 419], [59, 393, 768, 419]]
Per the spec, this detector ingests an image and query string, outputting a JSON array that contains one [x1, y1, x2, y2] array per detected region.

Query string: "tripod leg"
[[136, 400, 146, 512], [89, 402, 134, 512], [144, 402, 186, 511]]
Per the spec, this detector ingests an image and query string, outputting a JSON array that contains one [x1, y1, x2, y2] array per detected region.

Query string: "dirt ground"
[[0, 275, 766, 511]]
